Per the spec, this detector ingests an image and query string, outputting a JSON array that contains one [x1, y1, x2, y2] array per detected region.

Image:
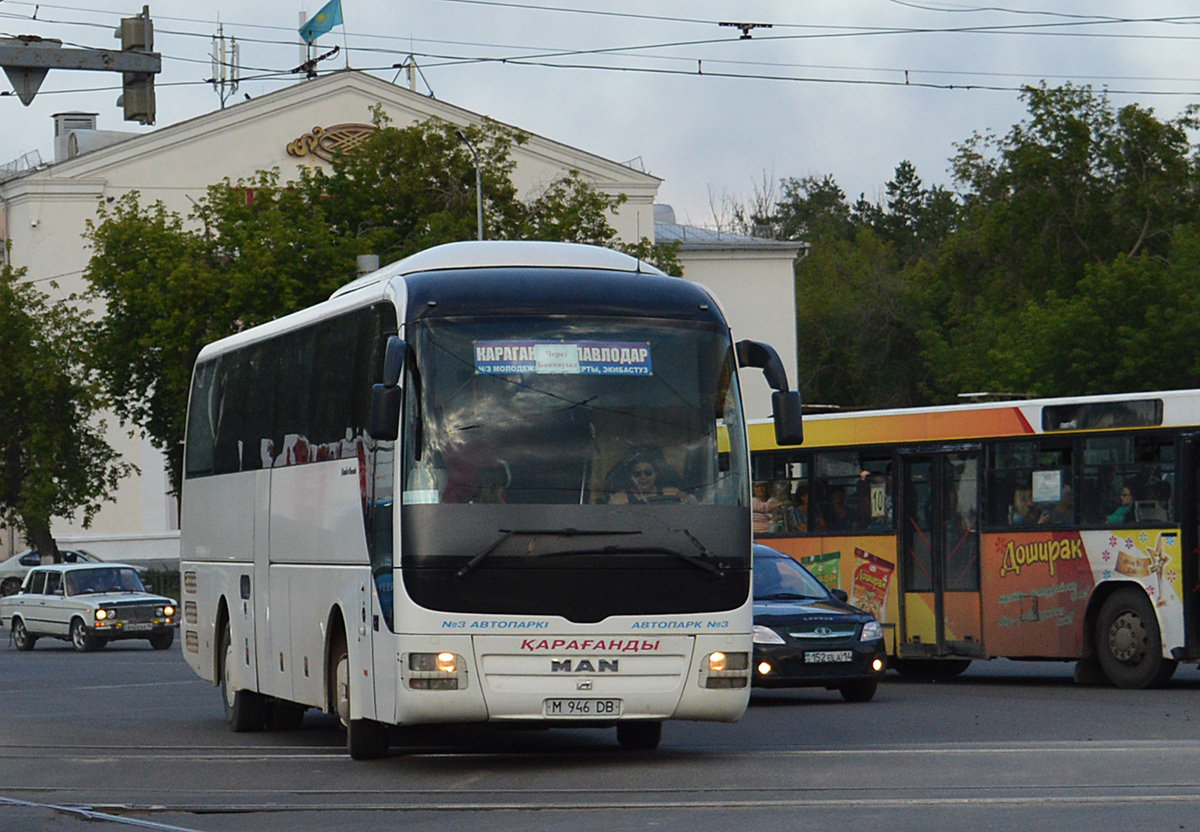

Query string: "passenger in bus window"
[[1038, 485, 1074, 525], [822, 486, 855, 531], [751, 481, 783, 533], [1106, 483, 1136, 525], [786, 485, 809, 532], [468, 464, 509, 504], [1010, 488, 1036, 525]]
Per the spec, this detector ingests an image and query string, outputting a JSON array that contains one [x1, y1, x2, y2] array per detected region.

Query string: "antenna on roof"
[[209, 23, 239, 109]]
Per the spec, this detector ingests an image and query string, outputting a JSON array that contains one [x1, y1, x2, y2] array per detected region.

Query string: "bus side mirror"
[[370, 336, 407, 441], [736, 339, 804, 446]]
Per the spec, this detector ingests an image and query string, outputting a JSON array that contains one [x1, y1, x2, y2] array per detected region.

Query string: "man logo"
[[551, 659, 619, 673]]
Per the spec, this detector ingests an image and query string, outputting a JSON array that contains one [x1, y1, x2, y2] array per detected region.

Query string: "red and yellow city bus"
[[749, 390, 1200, 688]]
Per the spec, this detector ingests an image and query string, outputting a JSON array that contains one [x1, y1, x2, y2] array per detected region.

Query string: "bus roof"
[[331, 241, 665, 299], [749, 388, 1200, 450]]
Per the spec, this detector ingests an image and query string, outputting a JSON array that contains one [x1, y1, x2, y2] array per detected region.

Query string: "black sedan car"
[[752, 544, 887, 701]]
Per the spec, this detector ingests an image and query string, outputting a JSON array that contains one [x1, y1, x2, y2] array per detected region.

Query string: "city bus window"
[[750, 452, 809, 533], [988, 440, 1074, 527], [1082, 436, 1175, 526], [811, 452, 893, 534]]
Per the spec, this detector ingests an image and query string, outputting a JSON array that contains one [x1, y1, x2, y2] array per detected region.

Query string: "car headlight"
[[95, 608, 113, 621], [753, 624, 786, 645], [157, 605, 175, 617], [860, 620, 884, 641]]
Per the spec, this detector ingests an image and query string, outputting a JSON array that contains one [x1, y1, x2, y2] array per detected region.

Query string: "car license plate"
[[543, 698, 622, 717], [805, 650, 853, 663], [125, 622, 153, 631]]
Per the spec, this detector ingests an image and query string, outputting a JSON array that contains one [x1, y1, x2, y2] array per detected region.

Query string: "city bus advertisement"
[[848, 548, 896, 621], [983, 529, 1183, 657]]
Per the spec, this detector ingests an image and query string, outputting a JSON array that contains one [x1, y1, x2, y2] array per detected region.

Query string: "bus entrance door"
[[1181, 434, 1200, 656], [899, 451, 984, 661]]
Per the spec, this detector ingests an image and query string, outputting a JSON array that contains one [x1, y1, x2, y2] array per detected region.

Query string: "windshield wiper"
[[536, 545, 726, 577], [456, 528, 640, 579]]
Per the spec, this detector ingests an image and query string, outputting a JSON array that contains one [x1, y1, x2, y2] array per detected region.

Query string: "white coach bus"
[[180, 241, 802, 758]]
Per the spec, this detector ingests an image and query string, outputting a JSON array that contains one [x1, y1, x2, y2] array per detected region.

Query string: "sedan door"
[[41, 572, 73, 636]]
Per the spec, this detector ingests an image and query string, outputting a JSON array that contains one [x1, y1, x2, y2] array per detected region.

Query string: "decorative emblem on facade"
[[286, 123, 375, 161]]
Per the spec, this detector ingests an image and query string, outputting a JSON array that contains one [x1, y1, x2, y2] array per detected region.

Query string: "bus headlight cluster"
[[406, 652, 468, 691], [700, 651, 749, 689]]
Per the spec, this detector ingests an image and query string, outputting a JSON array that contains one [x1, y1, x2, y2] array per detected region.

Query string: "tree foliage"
[[762, 82, 1200, 408], [0, 261, 131, 559], [85, 116, 669, 494]]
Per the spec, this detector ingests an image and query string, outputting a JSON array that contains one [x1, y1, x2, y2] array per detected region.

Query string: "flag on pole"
[[299, 0, 343, 45]]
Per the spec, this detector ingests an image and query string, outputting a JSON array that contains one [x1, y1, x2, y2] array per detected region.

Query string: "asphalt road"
[[3, 637, 1200, 832]]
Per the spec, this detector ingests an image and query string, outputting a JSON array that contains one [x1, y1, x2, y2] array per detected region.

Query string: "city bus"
[[749, 390, 1200, 690], [180, 240, 803, 758]]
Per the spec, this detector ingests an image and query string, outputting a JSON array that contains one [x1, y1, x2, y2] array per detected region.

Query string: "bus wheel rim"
[[1108, 611, 1146, 663]]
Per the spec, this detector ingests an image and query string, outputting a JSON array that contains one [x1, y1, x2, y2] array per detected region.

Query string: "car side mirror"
[[735, 339, 803, 446], [831, 588, 849, 602]]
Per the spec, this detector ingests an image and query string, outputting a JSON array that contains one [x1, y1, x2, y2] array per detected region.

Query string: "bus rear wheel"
[[617, 721, 662, 751], [330, 641, 389, 760], [891, 658, 971, 681], [1097, 587, 1176, 689], [221, 622, 266, 731]]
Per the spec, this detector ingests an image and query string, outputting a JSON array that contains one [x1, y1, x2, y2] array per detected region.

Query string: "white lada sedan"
[[0, 563, 177, 652]]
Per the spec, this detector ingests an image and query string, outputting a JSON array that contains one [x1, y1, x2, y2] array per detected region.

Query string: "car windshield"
[[65, 568, 146, 596], [754, 555, 831, 601]]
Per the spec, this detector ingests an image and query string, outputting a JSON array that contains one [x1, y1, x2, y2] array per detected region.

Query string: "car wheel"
[[330, 639, 389, 759], [70, 618, 102, 652], [0, 577, 21, 597], [839, 679, 878, 702], [12, 619, 37, 651], [149, 630, 174, 650], [617, 721, 663, 751], [221, 622, 266, 731], [1097, 587, 1177, 689]]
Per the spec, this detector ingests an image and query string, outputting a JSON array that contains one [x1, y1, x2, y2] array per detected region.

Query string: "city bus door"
[[899, 451, 984, 660], [1180, 434, 1200, 656]]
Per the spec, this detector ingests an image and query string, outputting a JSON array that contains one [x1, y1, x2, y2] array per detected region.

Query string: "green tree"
[[86, 116, 662, 494], [919, 83, 1200, 399], [0, 261, 132, 565]]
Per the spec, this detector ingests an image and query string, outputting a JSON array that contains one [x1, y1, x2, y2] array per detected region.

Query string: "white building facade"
[[0, 70, 799, 561]]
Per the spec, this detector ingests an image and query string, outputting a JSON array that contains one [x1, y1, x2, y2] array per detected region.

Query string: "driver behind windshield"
[[608, 451, 697, 505]]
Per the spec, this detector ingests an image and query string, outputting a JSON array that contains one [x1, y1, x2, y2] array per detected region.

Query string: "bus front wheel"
[[617, 721, 662, 751], [1096, 587, 1176, 689], [221, 623, 266, 731], [330, 641, 390, 760]]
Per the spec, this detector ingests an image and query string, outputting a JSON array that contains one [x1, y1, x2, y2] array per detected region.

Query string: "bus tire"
[[839, 680, 878, 702], [265, 701, 307, 731], [330, 640, 389, 759], [221, 622, 266, 731], [1097, 587, 1176, 689], [891, 658, 970, 681], [617, 721, 662, 751]]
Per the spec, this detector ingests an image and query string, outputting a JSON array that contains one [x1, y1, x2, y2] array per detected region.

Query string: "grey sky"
[[3, 0, 1199, 225]]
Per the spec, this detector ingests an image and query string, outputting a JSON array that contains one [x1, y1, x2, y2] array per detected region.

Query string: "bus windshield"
[[402, 316, 747, 508]]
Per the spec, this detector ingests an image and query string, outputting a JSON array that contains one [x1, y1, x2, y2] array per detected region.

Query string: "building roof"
[[655, 221, 806, 255]]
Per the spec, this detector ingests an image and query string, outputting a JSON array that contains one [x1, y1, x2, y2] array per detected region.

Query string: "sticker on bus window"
[[473, 341, 652, 376]]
